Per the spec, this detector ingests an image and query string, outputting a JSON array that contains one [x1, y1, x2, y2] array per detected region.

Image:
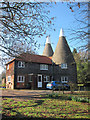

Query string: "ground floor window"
[[8, 76, 11, 82], [28, 75, 32, 82], [61, 76, 68, 83], [44, 75, 50, 82], [17, 76, 25, 82]]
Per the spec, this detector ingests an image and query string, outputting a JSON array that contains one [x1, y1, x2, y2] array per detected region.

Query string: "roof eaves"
[[6, 58, 16, 65]]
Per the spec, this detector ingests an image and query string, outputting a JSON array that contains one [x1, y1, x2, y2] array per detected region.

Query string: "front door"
[[37, 75, 42, 88]]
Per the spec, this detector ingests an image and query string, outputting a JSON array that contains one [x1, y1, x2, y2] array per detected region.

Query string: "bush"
[[2, 83, 6, 87], [71, 96, 90, 103], [48, 94, 53, 98], [46, 93, 90, 103], [67, 96, 72, 100], [47, 93, 59, 98], [67, 96, 90, 103], [68, 82, 77, 94]]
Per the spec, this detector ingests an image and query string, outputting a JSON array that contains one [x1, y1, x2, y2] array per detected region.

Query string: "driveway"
[[1, 89, 53, 100]]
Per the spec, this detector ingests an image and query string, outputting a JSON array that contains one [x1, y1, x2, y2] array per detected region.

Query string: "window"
[[17, 76, 25, 82], [61, 63, 67, 69], [7, 64, 9, 70], [61, 76, 68, 83], [18, 61, 25, 68], [29, 75, 32, 82], [44, 75, 50, 82], [8, 76, 11, 82], [40, 64, 48, 70]]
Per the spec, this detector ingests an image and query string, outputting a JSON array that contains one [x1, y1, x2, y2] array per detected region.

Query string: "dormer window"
[[40, 64, 48, 70], [61, 63, 67, 69], [18, 61, 25, 68]]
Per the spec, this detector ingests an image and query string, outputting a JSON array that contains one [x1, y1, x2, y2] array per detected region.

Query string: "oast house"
[[6, 28, 77, 89]]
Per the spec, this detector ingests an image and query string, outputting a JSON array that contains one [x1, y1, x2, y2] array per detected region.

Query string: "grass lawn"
[[2, 96, 89, 119]]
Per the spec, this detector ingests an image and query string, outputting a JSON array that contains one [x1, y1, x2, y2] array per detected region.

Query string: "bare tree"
[[67, 2, 89, 51], [0, 2, 55, 63]]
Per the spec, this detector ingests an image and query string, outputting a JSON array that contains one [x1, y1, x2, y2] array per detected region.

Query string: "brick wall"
[[6, 61, 15, 89]]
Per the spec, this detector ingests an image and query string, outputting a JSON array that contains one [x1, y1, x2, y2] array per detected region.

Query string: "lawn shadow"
[[2, 114, 89, 120], [33, 99, 44, 107], [2, 95, 47, 99]]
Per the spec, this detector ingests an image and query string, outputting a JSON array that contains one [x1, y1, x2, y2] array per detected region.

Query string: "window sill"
[[18, 67, 25, 68], [40, 69, 48, 71], [17, 81, 24, 83], [44, 81, 49, 82], [61, 68, 67, 69], [61, 81, 68, 83]]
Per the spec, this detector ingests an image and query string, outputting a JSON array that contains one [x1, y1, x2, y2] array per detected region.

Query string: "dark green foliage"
[[73, 49, 88, 83]]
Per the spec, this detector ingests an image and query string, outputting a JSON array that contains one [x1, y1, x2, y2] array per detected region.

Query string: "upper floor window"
[[44, 75, 50, 82], [40, 64, 48, 70], [61, 63, 67, 69], [61, 76, 68, 83], [8, 76, 11, 82], [7, 64, 9, 70], [18, 61, 25, 68], [17, 76, 25, 82]]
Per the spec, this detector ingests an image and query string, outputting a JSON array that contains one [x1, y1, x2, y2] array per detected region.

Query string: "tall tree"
[[73, 49, 88, 83]]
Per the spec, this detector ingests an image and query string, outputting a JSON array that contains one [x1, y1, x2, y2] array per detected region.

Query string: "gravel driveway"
[[1, 89, 52, 99]]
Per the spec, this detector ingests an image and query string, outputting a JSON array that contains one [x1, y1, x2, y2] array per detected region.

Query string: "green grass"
[[44, 93, 90, 103], [2, 97, 89, 119]]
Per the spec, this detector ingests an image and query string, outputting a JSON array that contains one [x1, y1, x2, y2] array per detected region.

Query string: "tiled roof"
[[6, 53, 52, 65], [43, 36, 53, 57], [52, 36, 75, 64], [43, 43, 53, 57], [16, 53, 52, 64]]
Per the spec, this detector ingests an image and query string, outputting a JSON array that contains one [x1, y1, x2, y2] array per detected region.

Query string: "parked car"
[[46, 81, 70, 90]]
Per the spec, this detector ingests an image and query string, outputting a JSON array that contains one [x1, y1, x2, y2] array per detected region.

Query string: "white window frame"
[[61, 63, 67, 69], [18, 61, 25, 68], [44, 75, 50, 82], [7, 64, 9, 70], [17, 76, 25, 82], [61, 76, 68, 83], [8, 76, 11, 82], [40, 64, 48, 70]]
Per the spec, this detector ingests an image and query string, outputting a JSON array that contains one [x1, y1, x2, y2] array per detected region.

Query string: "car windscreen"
[[48, 82, 52, 84]]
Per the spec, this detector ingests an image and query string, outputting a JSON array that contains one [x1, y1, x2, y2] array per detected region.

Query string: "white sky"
[[0, 66, 4, 74]]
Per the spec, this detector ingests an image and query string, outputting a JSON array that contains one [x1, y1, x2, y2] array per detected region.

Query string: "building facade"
[[6, 29, 77, 89]]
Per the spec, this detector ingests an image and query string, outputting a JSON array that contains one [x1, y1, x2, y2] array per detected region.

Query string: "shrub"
[[71, 96, 90, 103], [2, 83, 6, 87], [68, 82, 77, 94], [48, 94, 53, 98], [46, 93, 90, 103], [68, 96, 72, 100]]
